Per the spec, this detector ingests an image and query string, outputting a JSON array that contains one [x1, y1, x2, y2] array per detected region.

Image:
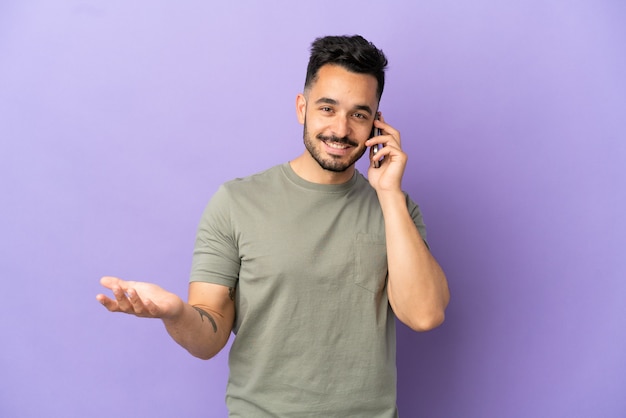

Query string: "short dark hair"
[[304, 35, 388, 101]]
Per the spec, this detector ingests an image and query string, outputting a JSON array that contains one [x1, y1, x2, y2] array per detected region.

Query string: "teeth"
[[326, 142, 348, 149]]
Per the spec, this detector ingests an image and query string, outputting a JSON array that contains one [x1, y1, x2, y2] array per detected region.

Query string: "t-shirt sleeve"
[[189, 185, 240, 288]]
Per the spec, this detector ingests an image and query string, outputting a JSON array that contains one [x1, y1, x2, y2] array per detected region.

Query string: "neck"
[[289, 152, 355, 185]]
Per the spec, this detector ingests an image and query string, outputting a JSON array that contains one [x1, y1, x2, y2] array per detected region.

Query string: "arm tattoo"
[[228, 287, 236, 301], [192, 306, 217, 333]]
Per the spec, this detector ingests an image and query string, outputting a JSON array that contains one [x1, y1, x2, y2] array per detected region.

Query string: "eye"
[[352, 112, 369, 120], [320, 106, 333, 113]]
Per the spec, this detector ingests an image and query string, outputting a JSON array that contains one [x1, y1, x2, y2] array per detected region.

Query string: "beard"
[[302, 120, 367, 173]]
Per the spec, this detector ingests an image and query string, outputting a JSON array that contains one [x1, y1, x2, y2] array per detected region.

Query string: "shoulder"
[[207, 164, 288, 212], [221, 164, 286, 193]]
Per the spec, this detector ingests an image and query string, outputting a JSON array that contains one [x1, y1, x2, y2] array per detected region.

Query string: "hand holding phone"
[[370, 114, 383, 168]]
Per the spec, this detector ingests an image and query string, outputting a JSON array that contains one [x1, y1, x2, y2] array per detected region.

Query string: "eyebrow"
[[314, 97, 374, 116]]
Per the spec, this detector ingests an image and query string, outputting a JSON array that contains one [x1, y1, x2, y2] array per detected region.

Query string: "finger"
[[100, 276, 140, 292], [112, 285, 133, 312], [378, 135, 401, 152], [143, 298, 162, 317], [371, 148, 389, 168], [96, 294, 120, 312], [127, 288, 154, 316], [368, 130, 400, 149], [374, 144, 406, 167], [374, 113, 390, 131], [366, 134, 387, 148], [100, 276, 124, 290], [374, 117, 401, 146], [385, 131, 401, 148]]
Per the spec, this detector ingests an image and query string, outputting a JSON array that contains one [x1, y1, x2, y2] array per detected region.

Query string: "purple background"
[[1, 1, 624, 417]]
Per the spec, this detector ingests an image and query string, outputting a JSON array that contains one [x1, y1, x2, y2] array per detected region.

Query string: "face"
[[297, 64, 379, 173]]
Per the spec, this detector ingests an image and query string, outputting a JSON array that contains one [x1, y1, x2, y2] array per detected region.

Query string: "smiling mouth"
[[318, 134, 357, 150], [323, 140, 351, 150]]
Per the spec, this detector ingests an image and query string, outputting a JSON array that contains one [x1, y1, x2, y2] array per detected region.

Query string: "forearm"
[[379, 190, 450, 331], [162, 302, 231, 360]]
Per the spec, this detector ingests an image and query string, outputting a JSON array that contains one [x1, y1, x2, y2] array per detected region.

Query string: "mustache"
[[316, 134, 358, 147]]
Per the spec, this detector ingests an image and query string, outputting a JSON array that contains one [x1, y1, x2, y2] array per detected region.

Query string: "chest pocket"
[[354, 233, 388, 294]]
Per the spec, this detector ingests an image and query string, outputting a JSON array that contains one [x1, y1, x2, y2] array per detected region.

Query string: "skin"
[[96, 63, 450, 361], [96, 277, 234, 359], [291, 64, 378, 184]]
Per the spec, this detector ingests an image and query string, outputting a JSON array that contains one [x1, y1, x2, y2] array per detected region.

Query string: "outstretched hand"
[[96, 276, 184, 320]]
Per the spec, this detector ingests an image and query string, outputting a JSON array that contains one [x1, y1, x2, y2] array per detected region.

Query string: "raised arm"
[[97, 277, 235, 359], [378, 191, 449, 331], [366, 115, 450, 331]]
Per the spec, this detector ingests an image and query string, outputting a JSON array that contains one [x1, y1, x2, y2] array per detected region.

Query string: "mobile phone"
[[370, 116, 383, 168]]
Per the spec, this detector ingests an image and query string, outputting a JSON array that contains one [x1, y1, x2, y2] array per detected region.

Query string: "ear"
[[295, 93, 306, 125]]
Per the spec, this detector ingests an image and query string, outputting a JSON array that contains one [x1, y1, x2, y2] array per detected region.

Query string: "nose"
[[330, 115, 350, 138]]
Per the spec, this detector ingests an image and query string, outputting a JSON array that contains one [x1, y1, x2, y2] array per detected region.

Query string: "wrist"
[[160, 296, 186, 323], [377, 189, 408, 214], [376, 188, 404, 202]]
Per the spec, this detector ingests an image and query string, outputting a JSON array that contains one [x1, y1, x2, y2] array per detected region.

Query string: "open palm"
[[96, 276, 184, 319]]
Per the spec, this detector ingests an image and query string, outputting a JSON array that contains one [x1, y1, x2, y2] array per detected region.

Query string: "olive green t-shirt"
[[190, 163, 427, 417]]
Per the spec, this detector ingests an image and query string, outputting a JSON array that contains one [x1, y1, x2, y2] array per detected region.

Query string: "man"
[[97, 35, 450, 417]]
